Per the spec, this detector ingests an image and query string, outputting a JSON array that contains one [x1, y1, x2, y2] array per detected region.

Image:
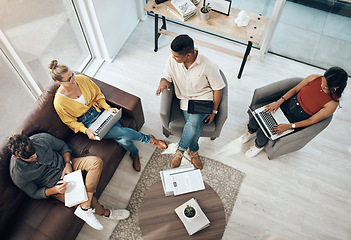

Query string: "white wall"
[[92, 0, 143, 59]]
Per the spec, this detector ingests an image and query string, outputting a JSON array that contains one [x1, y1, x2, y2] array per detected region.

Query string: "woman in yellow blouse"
[[50, 60, 167, 172]]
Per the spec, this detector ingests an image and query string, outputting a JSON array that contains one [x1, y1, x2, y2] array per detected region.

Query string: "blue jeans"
[[178, 111, 208, 152], [78, 107, 151, 157]]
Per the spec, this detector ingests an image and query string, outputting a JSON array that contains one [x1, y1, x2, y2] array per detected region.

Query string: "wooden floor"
[[77, 17, 351, 240]]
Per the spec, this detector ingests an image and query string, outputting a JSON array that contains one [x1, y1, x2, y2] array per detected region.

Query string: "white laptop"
[[249, 105, 293, 140], [88, 109, 122, 140]]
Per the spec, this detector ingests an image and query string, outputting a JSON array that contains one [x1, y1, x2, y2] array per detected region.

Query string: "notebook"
[[249, 105, 294, 140], [63, 170, 88, 207], [88, 109, 122, 140]]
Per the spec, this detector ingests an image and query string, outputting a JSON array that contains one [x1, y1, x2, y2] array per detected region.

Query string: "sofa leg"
[[210, 137, 216, 140]]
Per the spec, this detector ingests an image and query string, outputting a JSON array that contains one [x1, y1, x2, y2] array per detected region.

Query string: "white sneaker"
[[104, 209, 130, 220], [245, 145, 264, 158], [74, 206, 103, 230], [238, 132, 255, 143]]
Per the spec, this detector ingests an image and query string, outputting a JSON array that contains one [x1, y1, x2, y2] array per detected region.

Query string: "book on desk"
[[170, 0, 197, 21], [167, 6, 196, 21], [175, 198, 210, 235]]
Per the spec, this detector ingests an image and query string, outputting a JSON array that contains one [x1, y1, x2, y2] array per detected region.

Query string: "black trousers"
[[248, 95, 311, 148]]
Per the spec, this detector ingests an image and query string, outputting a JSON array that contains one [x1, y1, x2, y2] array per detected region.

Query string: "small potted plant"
[[184, 205, 196, 219], [200, 3, 211, 20]]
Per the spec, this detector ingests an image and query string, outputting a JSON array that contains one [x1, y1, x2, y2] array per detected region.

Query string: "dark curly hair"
[[7, 134, 36, 159]]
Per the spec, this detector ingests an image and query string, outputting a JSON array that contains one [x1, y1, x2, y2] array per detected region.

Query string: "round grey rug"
[[110, 143, 246, 240]]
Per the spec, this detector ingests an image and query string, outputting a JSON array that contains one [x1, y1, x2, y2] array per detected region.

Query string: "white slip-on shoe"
[[245, 145, 264, 158], [103, 209, 130, 220], [74, 205, 103, 230], [238, 132, 255, 143]]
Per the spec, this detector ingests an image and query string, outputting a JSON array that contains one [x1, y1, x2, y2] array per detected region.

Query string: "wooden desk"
[[139, 181, 226, 240], [144, 0, 269, 79]]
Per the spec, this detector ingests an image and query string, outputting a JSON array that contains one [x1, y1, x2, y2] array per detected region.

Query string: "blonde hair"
[[48, 59, 69, 82]]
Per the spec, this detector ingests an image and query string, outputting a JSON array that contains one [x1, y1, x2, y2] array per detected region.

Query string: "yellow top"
[[53, 75, 110, 134]]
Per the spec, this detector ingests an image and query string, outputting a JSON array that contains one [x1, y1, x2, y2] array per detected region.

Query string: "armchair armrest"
[[160, 83, 175, 129], [266, 115, 332, 159], [250, 77, 303, 110], [212, 70, 228, 138]]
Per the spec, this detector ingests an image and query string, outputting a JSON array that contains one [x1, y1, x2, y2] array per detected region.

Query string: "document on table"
[[160, 166, 195, 196], [170, 169, 205, 196], [63, 169, 88, 207]]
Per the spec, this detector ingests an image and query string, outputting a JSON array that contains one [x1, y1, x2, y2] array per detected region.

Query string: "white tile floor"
[[76, 16, 351, 240]]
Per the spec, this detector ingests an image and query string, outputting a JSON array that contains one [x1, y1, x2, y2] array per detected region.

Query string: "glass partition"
[[269, 0, 351, 74]]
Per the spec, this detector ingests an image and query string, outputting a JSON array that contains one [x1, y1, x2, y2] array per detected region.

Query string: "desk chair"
[[249, 77, 333, 159], [160, 70, 228, 140]]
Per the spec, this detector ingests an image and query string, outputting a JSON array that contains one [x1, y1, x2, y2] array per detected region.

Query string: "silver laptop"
[[88, 109, 122, 140], [249, 105, 293, 140]]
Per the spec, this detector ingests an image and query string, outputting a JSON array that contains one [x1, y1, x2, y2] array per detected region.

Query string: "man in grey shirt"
[[8, 133, 129, 230]]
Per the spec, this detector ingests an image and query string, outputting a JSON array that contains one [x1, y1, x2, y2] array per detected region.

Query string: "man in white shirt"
[[156, 34, 226, 169]]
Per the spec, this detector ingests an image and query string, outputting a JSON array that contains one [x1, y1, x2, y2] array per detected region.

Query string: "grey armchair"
[[249, 77, 333, 159], [160, 70, 228, 140]]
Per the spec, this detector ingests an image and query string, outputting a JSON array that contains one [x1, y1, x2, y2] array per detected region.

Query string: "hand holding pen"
[[55, 179, 68, 194]]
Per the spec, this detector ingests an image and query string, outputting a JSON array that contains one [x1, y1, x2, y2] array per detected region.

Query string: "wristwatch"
[[213, 110, 218, 114], [291, 123, 296, 129]]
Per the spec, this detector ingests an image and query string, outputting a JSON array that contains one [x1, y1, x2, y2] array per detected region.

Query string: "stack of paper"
[[170, 0, 197, 21], [160, 166, 205, 196], [63, 169, 88, 207], [174, 198, 210, 235]]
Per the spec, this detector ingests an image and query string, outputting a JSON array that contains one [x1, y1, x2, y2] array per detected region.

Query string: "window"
[[0, 0, 91, 90], [0, 49, 35, 141]]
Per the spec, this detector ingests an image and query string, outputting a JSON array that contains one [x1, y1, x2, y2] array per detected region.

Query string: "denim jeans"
[[178, 111, 208, 152], [78, 107, 151, 157]]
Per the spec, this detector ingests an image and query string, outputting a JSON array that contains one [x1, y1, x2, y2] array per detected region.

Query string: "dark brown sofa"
[[0, 73, 144, 240]]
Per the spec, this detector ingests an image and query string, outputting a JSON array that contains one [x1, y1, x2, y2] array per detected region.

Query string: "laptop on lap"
[[248, 105, 293, 140], [88, 109, 122, 140]]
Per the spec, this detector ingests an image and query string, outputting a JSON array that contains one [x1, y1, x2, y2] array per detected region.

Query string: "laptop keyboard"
[[95, 114, 113, 134], [258, 111, 278, 135]]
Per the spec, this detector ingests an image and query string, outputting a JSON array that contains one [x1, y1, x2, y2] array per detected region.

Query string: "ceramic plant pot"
[[200, 8, 211, 20], [184, 205, 197, 219]]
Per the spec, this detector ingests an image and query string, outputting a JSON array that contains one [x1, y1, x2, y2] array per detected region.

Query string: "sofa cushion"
[[17, 83, 73, 141]]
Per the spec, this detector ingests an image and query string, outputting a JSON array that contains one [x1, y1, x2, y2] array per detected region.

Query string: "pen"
[[56, 178, 64, 185]]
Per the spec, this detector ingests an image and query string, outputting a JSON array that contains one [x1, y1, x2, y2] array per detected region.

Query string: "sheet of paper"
[[160, 166, 195, 196], [171, 169, 205, 196]]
